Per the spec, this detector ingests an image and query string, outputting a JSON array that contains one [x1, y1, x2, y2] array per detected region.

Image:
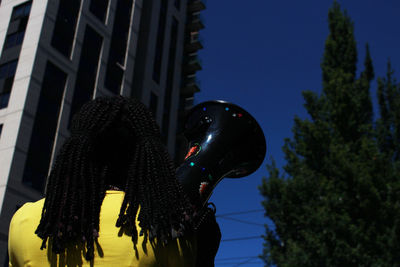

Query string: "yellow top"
[[8, 190, 197, 267]]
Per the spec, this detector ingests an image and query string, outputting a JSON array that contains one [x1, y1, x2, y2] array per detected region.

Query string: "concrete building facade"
[[0, 0, 205, 263]]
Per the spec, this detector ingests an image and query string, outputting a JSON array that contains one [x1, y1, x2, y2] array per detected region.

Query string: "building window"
[[152, 0, 168, 83], [0, 60, 18, 109], [0, 93, 10, 109], [69, 25, 103, 127], [10, 1, 32, 21], [162, 18, 179, 141], [0, 2, 32, 109], [3, 1, 31, 51], [51, 0, 81, 58], [3, 31, 25, 50], [150, 91, 158, 118], [0, 124, 3, 139], [104, 0, 133, 93], [174, 0, 180, 10], [89, 0, 109, 23], [0, 60, 17, 79], [22, 61, 67, 192], [7, 1, 31, 38]]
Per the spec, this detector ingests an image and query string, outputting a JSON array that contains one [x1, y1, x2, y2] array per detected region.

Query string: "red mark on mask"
[[199, 182, 209, 195], [184, 144, 200, 160]]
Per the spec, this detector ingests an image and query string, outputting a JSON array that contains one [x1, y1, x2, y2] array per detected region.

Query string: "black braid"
[[35, 96, 193, 260]]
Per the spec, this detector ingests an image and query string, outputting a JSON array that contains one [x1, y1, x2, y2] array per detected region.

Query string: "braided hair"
[[35, 96, 193, 260]]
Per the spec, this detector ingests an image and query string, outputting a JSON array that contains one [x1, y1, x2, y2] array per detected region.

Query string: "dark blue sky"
[[195, 1, 400, 265]]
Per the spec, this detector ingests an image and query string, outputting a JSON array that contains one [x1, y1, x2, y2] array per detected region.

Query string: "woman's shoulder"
[[10, 198, 45, 226]]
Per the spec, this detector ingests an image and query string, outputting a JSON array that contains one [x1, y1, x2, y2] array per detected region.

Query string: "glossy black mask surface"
[[176, 100, 266, 208]]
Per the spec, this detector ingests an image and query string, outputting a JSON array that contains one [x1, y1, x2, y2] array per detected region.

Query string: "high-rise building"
[[0, 0, 205, 263]]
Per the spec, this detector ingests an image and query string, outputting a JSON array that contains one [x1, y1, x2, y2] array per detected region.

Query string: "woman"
[[8, 96, 220, 266]]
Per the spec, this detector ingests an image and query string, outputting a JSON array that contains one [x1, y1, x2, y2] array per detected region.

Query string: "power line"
[[215, 256, 260, 262], [221, 235, 262, 242], [216, 263, 262, 266], [216, 209, 264, 217], [218, 216, 265, 227], [216, 262, 262, 266], [233, 257, 261, 267]]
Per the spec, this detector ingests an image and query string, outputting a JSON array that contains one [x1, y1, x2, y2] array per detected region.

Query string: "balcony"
[[182, 54, 202, 75], [179, 96, 195, 113], [181, 76, 201, 96], [184, 32, 203, 53], [187, 0, 206, 13], [186, 13, 205, 32]]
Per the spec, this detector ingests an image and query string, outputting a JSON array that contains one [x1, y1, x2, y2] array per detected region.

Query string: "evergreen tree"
[[259, 2, 400, 266], [377, 61, 400, 160]]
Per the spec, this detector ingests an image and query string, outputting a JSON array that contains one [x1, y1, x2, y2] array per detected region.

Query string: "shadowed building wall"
[[0, 0, 206, 264]]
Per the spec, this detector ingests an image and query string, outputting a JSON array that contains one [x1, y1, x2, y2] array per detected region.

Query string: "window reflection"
[[23, 62, 67, 192]]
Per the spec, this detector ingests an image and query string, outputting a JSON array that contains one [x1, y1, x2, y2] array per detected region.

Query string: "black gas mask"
[[176, 100, 267, 210]]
